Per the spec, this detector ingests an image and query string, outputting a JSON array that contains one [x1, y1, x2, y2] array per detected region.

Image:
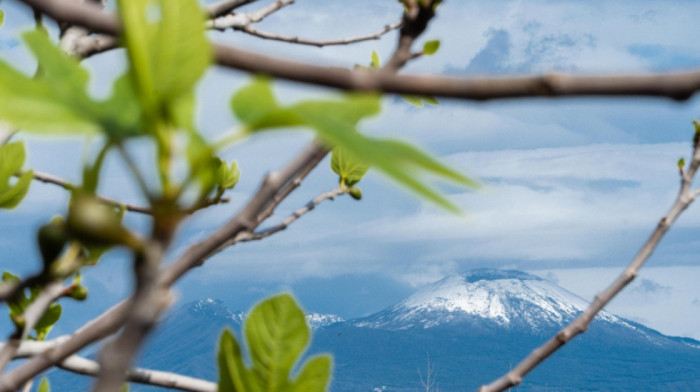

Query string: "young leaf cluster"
[[1, 272, 62, 340], [218, 294, 331, 392]]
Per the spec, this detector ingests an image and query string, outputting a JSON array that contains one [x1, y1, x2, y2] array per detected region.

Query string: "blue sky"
[[1, 0, 700, 339]]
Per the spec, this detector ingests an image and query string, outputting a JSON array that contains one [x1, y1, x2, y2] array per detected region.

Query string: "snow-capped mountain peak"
[[355, 269, 620, 330], [305, 313, 344, 330]]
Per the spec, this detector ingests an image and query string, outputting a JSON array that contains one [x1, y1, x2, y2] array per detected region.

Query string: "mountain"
[[309, 269, 700, 391], [47, 269, 700, 391], [352, 269, 621, 330]]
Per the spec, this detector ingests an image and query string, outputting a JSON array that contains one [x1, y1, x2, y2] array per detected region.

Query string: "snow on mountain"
[[306, 313, 345, 330], [354, 269, 622, 330], [186, 298, 245, 324]]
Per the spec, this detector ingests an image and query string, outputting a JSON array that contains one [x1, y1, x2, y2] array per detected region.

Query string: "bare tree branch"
[[236, 20, 402, 47], [6, 340, 216, 392], [0, 282, 65, 373], [22, 170, 229, 215], [207, 0, 294, 30], [17, 0, 700, 101], [73, 34, 119, 59], [477, 128, 700, 392], [234, 188, 347, 244]]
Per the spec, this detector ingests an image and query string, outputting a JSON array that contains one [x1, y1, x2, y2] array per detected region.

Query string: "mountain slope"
[[353, 269, 621, 330], [47, 270, 700, 391]]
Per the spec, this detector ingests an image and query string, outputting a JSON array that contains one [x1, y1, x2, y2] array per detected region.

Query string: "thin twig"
[[237, 20, 402, 47], [477, 129, 700, 392], [17, 0, 700, 101], [206, 0, 295, 30], [234, 188, 347, 244], [7, 340, 216, 392], [28, 170, 154, 214], [25, 170, 229, 216]]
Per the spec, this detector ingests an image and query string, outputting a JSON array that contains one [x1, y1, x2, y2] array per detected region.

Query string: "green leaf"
[[34, 303, 61, 340], [0, 60, 97, 134], [1, 271, 25, 319], [0, 10, 5, 28], [38, 377, 50, 392], [401, 95, 439, 107], [423, 40, 440, 55], [678, 157, 686, 169], [0, 30, 142, 137], [230, 78, 303, 131], [0, 142, 32, 209], [331, 147, 369, 187], [117, 0, 211, 128], [293, 355, 332, 392], [246, 294, 309, 390], [1, 271, 20, 284], [216, 160, 240, 190], [217, 294, 332, 392], [218, 330, 253, 392], [422, 96, 440, 105], [370, 50, 381, 68], [23, 30, 93, 111], [401, 95, 424, 107]]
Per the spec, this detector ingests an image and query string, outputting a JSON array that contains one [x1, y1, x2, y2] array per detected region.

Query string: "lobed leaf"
[[117, 0, 211, 129], [217, 294, 332, 392], [331, 147, 369, 187]]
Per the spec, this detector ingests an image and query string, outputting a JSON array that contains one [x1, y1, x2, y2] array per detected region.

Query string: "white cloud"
[[356, 143, 699, 263]]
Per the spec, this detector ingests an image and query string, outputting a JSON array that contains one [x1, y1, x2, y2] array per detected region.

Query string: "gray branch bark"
[[207, 0, 294, 30], [17, 0, 700, 101], [236, 20, 402, 48]]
